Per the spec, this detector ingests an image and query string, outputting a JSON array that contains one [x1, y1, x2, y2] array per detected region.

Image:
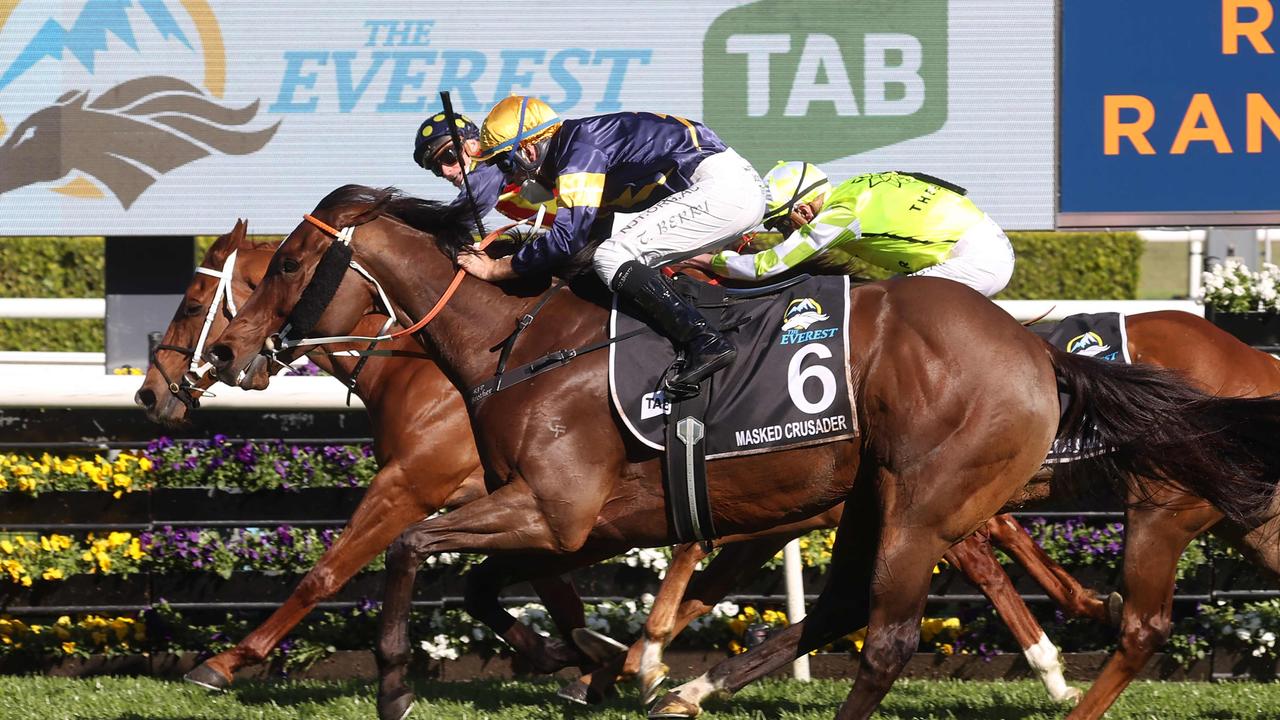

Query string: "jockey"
[[413, 111, 556, 225], [708, 162, 1015, 297], [458, 96, 766, 388]]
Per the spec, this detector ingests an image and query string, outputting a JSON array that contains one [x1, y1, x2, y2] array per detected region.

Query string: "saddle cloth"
[[609, 275, 857, 459], [1035, 312, 1130, 463]]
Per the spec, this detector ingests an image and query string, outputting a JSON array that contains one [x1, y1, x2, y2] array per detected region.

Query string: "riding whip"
[[439, 91, 488, 240]]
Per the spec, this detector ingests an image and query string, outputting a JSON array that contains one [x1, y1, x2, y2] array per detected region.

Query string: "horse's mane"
[[315, 185, 474, 258]]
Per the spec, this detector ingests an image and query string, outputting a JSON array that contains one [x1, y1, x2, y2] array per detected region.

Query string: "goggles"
[[429, 146, 461, 177]]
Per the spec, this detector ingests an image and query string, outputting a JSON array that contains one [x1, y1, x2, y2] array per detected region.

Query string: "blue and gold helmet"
[[413, 112, 480, 169]]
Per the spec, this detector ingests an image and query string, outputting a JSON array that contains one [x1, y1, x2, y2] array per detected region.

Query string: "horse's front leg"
[[187, 460, 470, 690], [374, 478, 616, 720]]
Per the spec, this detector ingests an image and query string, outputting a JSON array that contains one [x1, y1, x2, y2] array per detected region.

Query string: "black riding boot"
[[611, 261, 736, 387]]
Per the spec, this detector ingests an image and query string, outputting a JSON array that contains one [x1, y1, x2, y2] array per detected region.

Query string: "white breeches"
[[911, 214, 1015, 297], [594, 148, 766, 286]]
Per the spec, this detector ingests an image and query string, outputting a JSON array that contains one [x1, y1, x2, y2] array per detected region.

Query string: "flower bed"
[[0, 441, 1277, 674]]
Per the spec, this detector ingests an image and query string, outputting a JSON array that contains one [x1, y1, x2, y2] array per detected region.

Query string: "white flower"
[[711, 601, 740, 618], [420, 634, 460, 660]]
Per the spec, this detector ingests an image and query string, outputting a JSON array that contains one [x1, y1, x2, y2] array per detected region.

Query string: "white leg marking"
[[1024, 631, 1079, 703]]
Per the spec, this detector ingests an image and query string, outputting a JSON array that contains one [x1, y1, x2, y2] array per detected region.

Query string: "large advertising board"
[[1059, 0, 1280, 227], [0, 1, 1054, 235]]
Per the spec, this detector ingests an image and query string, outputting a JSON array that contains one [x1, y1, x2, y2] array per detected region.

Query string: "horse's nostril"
[[135, 388, 156, 410], [207, 344, 235, 369]]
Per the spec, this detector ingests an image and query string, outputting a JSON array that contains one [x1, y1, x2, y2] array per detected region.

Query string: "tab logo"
[[703, 0, 948, 167], [641, 390, 672, 420]]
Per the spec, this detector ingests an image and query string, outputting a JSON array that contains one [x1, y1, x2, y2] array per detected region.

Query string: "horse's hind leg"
[[945, 529, 1079, 704], [1066, 500, 1218, 720], [653, 482, 882, 717], [987, 513, 1117, 625], [462, 555, 596, 674]]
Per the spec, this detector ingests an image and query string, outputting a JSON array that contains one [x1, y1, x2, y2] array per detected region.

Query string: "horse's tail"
[[1050, 346, 1280, 525]]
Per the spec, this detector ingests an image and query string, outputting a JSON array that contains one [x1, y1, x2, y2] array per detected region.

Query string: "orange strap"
[[301, 215, 512, 340]]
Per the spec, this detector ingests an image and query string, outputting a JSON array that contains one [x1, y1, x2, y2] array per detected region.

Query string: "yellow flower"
[[42, 568, 63, 581], [17, 477, 37, 493], [0, 540, 13, 555], [20, 575, 31, 587], [137, 457, 153, 472], [61, 641, 76, 654], [938, 643, 954, 656], [848, 627, 867, 652], [12, 464, 31, 476], [126, 538, 144, 561], [112, 473, 131, 488], [107, 532, 131, 548]]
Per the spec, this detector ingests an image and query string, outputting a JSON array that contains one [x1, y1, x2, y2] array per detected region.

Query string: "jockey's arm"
[[710, 207, 859, 281], [508, 145, 608, 276]]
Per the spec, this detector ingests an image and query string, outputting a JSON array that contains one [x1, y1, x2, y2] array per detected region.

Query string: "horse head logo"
[[782, 297, 830, 332], [0, 76, 279, 208]]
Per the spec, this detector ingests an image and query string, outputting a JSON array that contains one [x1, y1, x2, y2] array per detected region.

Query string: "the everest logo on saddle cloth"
[[610, 276, 856, 458], [1034, 312, 1132, 463]]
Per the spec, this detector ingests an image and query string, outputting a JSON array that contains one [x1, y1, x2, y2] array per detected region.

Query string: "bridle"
[[260, 212, 513, 355], [150, 250, 239, 409]]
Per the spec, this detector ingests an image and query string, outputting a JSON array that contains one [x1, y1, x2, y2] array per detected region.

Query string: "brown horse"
[[204, 186, 1280, 720], [144, 220, 1109, 704], [641, 321, 1280, 719], [137, 222, 593, 689]]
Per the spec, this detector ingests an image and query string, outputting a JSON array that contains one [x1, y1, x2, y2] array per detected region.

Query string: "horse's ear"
[[230, 218, 247, 245]]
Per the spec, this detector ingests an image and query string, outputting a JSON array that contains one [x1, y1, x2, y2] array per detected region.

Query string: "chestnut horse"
[[137, 222, 593, 689], [205, 187, 1280, 720], [142, 220, 1106, 703]]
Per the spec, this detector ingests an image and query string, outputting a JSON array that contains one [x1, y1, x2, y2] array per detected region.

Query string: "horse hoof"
[[378, 691, 414, 720], [556, 679, 603, 706], [572, 627, 629, 664], [1057, 686, 1083, 705], [183, 663, 231, 692], [648, 692, 702, 719], [640, 664, 670, 706], [1106, 591, 1125, 627]]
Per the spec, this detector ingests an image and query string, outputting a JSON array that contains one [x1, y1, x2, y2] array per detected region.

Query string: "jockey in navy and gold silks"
[[459, 96, 766, 389], [413, 111, 556, 226]]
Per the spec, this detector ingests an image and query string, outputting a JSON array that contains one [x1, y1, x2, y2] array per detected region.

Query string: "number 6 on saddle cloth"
[[610, 274, 857, 543]]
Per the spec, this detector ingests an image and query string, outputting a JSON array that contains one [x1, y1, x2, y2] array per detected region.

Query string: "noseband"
[[151, 250, 239, 409]]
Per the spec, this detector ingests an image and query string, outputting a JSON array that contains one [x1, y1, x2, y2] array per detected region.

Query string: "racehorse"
[[137, 222, 593, 688], [141, 219, 1107, 704], [204, 186, 1280, 720]]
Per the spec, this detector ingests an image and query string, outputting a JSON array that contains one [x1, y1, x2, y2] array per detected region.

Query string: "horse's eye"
[[184, 303, 204, 317], [281, 258, 301, 273]]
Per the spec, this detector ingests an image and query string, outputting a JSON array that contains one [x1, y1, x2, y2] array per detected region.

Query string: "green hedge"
[[1001, 231, 1143, 300], [0, 232, 1142, 351], [0, 237, 104, 352]]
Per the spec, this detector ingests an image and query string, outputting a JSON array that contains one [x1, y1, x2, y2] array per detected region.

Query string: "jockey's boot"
[[612, 260, 736, 387]]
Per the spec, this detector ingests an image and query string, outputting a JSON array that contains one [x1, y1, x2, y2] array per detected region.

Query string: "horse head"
[[0, 76, 279, 208], [207, 186, 477, 389], [136, 219, 279, 425]]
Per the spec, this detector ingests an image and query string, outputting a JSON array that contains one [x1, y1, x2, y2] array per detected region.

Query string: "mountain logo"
[[0, 1, 279, 208], [702, 0, 948, 168], [1066, 331, 1113, 358], [782, 298, 829, 332]]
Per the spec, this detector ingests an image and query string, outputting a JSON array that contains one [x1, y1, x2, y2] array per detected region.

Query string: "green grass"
[[2, 676, 1280, 720]]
